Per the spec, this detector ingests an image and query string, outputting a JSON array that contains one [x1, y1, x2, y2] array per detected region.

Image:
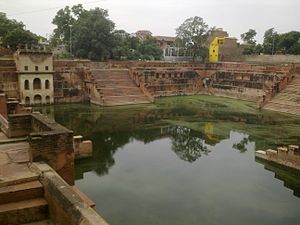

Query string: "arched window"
[[25, 97, 30, 105], [33, 95, 42, 105], [45, 80, 50, 89], [45, 96, 50, 104], [24, 80, 29, 90], [33, 78, 41, 90]]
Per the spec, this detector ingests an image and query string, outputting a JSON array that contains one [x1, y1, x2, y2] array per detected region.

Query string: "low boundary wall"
[[32, 163, 109, 225]]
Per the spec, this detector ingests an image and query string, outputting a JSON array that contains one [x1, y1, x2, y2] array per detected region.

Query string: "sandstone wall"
[[53, 60, 92, 103], [33, 163, 109, 225], [256, 146, 300, 171], [0, 59, 19, 98], [3, 112, 75, 185], [224, 55, 300, 64], [7, 114, 32, 137], [29, 113, 75, 185]]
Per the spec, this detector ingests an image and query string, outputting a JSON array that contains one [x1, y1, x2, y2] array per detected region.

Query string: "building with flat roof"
[[14, 45, 54, 105]]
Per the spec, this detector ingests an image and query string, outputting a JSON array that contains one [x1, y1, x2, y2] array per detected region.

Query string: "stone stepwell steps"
[[0, 179, 50, 225], [0, 198, 48, 225], [0, 180, 43, 204], [264, 74, 300, 115], [91, 68, 151, 106], [104, 95, 150, 106]]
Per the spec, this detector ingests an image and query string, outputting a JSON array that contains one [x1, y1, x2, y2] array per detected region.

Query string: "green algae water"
[[41, 96, 300, 225]]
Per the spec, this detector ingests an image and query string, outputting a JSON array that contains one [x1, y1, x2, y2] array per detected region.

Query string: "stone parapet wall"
[[256, 145, 300, 171], [53, 59, 91, 68], [29, 113, 74, 184], [7, 114, 32, 137], [31, 163, 109, 225], [2, 112, 75, 185], [205, 62, 292, 73], [200, 87, 265, 102], [95, 60, 205, 69], [225, 55, 300, 64]]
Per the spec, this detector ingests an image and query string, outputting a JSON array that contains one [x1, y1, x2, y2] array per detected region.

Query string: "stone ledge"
[[31, 163, 109, 225]]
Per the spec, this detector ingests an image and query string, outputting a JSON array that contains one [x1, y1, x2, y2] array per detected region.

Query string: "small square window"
[[24, 66, 28, 71], [35, 66, 38, 71], [45, 66, 49, 71]]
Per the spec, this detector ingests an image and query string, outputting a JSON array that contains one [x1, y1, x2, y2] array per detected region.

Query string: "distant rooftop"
[[16, 44, 52, 55], [154, 36, 176, 42]]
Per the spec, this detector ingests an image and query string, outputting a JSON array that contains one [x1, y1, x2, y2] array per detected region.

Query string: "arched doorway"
[[45, 80, 50, 89], [45, 96, 50, 104], [25, 96, 30, 105], [24, 80, 29, 90], [33, 95, 42, 105], [33, 78, 41, 90]]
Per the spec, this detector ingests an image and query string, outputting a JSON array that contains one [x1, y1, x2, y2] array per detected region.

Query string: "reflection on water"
[[255, 158, 300, 198], [167, 126, 210, 162], [37, 96, 300, 225], [233, 137, 250, 153]]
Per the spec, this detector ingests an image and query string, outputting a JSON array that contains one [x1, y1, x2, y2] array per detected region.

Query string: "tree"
[[170, 126, 210, 162], [241, 29, 257, 54], [52, 5, 115, 60], [72, 8, 115, 60], [241, 29, 257, 45], [176, 16, 210, 61], [51, 6, 75, 47], [111, 30, 132, 60], [110, 30, 144, 60], [262, 28, 279, 54], [51, 5, 164, 60], [277, 31, 300, 54], [0, 13, 38, 49], [136, 37, 163, 60]]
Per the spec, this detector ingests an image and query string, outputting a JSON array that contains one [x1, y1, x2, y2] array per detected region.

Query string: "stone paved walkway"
[[0, 138, 33, 185]]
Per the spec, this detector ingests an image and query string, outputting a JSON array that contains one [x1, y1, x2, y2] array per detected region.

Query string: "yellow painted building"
[[209, 37, 225, 63]]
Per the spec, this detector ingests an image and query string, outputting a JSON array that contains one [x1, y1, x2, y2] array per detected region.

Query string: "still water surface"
[[43, 96, 300, 225]]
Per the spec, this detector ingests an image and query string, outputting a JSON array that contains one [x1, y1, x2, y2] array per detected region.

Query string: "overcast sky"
[[1, 0, 299, 43]]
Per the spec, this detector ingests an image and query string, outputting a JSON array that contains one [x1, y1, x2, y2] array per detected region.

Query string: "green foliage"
[[52, 5, 162, 60], [254, 44, 263, 55], [241, 29, 257, 45], [52, 5, 115, 60], [111, 30, 133, 60], [277, 31, 300, 54], [51, 6, 75, 47], [72, 8, 115, 60], [241, 28, 300, 55], [262, 28, 279, 54], [176, 16, 210, 61], [0, 13, 38, 49], [241, 29, 257, 55], [136, 37, 163, 60], [110, 31, 162, 60]]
